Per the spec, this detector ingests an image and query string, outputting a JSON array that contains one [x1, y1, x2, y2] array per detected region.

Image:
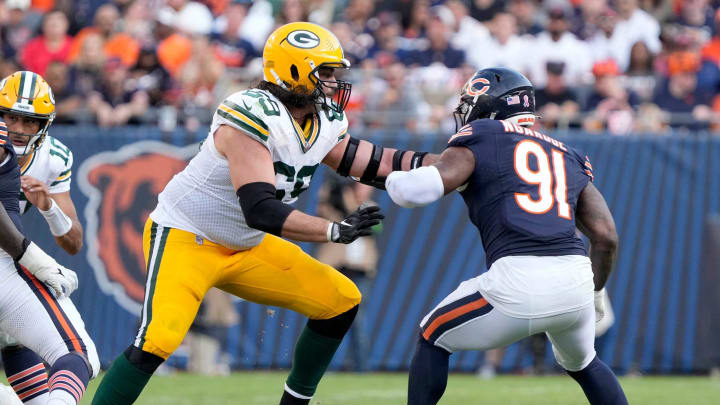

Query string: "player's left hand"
[[17, 242, 79, 297], [21, 175, 52, 211], [594, 288, 607, 323]]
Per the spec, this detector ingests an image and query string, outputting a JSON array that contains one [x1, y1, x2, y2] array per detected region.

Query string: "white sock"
[[47, 389, 76, 405]]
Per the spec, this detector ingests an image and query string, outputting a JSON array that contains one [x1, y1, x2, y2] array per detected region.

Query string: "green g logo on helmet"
[[286, 30, 321, 49]]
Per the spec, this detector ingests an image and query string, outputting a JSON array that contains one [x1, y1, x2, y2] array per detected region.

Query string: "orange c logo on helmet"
[[466, 78, 490, 97], [78, 141, 198, 313]]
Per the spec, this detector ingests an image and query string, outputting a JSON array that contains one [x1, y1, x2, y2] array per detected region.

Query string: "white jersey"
[[151, 89, 348, 250], [0, 135, 73, 262], [19, 135, 74, 214]]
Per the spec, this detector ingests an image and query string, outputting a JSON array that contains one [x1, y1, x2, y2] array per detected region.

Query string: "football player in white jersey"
[[92, 22, 439, 405], [0, 71, 99, 405]]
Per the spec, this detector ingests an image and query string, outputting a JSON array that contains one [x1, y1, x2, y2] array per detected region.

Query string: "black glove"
[[329, 203, 384, 244]]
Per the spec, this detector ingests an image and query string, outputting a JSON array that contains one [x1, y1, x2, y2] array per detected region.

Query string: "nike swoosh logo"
[[242, 100, 252, 111]]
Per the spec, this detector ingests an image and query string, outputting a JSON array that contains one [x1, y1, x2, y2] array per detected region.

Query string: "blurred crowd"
[[2, 0, 720, 134]]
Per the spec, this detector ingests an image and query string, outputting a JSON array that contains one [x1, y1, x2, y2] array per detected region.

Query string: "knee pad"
[[124, 346, 165, 375], [553, 345, 596, 372], [307, 305, 359, 340]]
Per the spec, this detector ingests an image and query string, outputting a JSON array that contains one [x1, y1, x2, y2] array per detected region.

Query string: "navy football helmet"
[[453, 67, 536, 131]]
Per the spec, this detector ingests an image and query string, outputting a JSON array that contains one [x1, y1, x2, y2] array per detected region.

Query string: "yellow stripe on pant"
[[135, 219, 361, 359]]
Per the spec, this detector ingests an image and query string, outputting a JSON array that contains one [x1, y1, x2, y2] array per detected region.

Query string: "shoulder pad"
[[319, 105, 348, 142], [45, 137, 73, 188], [447, 119, 504, 145], [46, 136, 74, 170], [216, 90, 278, 145], [447, 124, 474, 144]]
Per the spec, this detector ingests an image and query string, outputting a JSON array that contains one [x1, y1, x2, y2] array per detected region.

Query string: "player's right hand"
[[17, 241, 79, 296], [329, 204, 384, 244]]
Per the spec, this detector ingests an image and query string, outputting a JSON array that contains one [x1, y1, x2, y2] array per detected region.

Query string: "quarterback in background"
[[386, 68, 627, 405], [0, 72, 99, 405], [92, 22, 436, 405], [0, 70, 94, 405]]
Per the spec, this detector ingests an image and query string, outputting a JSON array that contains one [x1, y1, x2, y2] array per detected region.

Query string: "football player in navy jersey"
[[386, 67, 627, 405], [0, 125, 98, 405]]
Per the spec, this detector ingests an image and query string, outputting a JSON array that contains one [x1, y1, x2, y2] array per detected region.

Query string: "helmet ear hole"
[[290, 65, 300, 82]]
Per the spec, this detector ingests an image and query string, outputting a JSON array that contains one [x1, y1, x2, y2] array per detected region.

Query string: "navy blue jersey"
[[447, 119, 592, 267], [0, 122, 23, 233]]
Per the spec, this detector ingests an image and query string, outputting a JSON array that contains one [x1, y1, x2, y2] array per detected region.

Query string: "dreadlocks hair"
[[256, 81, 317, 110]]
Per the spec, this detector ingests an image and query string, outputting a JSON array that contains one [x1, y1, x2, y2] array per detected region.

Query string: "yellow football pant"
[[134, 219, 361, 359]]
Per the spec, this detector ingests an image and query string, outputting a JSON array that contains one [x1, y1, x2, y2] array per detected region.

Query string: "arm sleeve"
[[386, 166, 445, 208], [236, 182, 295, 236]]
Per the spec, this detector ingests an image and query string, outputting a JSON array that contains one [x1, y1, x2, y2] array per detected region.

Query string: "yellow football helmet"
[[263, 22, 352, 113], [0, 71, 56, 155]]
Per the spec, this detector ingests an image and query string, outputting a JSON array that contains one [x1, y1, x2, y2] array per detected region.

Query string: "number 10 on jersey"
[[514, 140, 571, 219]]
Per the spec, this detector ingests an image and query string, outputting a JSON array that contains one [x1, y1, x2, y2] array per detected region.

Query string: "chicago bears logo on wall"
[[78, 141, 198, 313]]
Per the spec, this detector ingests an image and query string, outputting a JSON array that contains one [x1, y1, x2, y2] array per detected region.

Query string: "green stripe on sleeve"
[[50, 177, 71, 186], [217, 110, 268, 142], [223, 101, 269, 131]]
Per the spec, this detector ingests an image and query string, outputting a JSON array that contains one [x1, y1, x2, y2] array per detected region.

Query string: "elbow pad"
[[236, 182, 295, 236], [385, 166, 445, 208]]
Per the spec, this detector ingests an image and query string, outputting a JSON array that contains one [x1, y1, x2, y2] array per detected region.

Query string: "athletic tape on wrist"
[[39, 199, 73, 237]]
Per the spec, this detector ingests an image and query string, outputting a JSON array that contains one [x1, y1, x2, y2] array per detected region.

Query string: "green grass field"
[[38, 371, 717, 404]]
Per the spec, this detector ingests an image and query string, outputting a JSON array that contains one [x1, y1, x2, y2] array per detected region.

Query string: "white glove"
[[594, 288, 607, 323], [17, 242, 78, 297]]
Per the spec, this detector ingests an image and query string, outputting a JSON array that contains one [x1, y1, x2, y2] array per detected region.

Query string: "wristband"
[[13, 238, 31, 262], [327, 222, 335, 242], [17, 241, 56, 275], [39, 199, 73, 237]]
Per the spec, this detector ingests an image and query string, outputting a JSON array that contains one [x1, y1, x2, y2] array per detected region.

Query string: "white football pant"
[[0, 256, 100, 377]]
